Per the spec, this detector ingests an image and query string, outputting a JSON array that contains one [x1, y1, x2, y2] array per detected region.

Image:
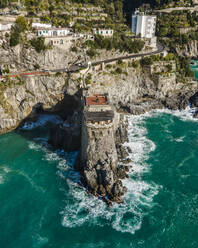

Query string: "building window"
[[60, 39, 63, 44]]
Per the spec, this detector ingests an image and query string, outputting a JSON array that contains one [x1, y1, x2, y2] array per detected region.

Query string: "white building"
[[132, 11, 156, 38], [93, 28, 114, 37], [32, 23, 52, 29], [37, 27, 71, 37], [0, 23, 13, 31], [73, 33, 94, 39]]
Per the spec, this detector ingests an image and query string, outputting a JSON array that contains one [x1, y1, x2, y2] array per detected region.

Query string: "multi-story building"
[[0, 23, 13, 31], [92, 28, 114, 37], [37, 27, 71, 37], [32, 23, 52, 29], [132, 11, 156, 38]]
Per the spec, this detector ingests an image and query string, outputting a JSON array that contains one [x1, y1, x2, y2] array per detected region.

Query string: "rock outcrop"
[[87, 66, 198, 115], [49, 111, 81, 151], [78, 95, 130, 204]]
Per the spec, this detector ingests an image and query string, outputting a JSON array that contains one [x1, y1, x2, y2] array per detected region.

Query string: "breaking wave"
[[151, 107, 198, 122], [20, 114, 63, 130], [60, 114, 159, 234], [0, 165, 11, 184]]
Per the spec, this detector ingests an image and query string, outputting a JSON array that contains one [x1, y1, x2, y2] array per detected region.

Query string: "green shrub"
[[34, 64, 40, 70], [15, 16, 28, 32], [140, 57, 153, 66], [166, 64, 173, 72], [131, 61, 139, 68], [30, 37, 46, 53], [9, 16, 28, 47], [116, 67, 122, 74], [55, 72, 62, 76], [117, 59, 123, 65], [10, 29, 20, 46], [70, 46, 78, 52], [87, 48, 96, 58]]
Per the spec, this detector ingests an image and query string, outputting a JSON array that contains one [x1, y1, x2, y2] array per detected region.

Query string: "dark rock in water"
[[126, 158, 132, 163], [49, 126, 80, 151], [189, 91, 198, 108], [126, 146, 132, 154], [193, 111, 198, 118], [49, 104, 130, 205], [111, 181, 123, 197], [111, 181, 127, 203], [49, 111, 81, 151], [116, 145, 128, 160], [164, 91, 197, 111], [117, 165, 127, 179], [78, 112, 131, 205], [98, 184, 106, 196], [121, 158, 132, 164], [115, 118, 129, 144]]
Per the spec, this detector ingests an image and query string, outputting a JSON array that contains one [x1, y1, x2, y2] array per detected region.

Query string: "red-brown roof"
[[86, 95, 107, 106]]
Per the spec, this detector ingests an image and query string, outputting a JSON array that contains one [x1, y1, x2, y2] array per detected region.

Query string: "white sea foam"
[[61, 114, 159, 234], [149, 107, 198, 122], [0, 165, 11, 184], [0, 174, 4, 184], [20, 114, 63, 130], [32, 234, 48, 248], [175, 136, 185, 142]]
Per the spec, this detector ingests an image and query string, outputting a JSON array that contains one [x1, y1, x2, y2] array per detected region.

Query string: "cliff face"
[[0, 62, 197, 134], [86, 65, 198, 114], [0, 40, 77, 72], [176, 40, 198, 57], [0, 74, 78, 133]]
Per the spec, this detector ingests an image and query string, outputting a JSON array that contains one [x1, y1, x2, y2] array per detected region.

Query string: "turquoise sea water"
[[0, 111, 198, 248], [190, 60, 198, 80]]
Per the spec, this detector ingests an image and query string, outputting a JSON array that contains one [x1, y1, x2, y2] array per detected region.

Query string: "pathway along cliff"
[[0, 43, 164, 78]]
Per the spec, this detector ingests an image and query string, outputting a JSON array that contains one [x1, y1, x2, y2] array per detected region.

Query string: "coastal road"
[[155, 6, 198, 13], [90, 43, 164, 67], [0, 43, 164, 78]]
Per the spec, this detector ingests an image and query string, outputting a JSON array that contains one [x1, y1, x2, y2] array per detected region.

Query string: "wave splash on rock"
[[60, 115, 159, 234]]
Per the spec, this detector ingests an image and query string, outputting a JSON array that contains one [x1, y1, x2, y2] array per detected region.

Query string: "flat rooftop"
[[86, 94, 107, 106], [85, 110, 114, 122]]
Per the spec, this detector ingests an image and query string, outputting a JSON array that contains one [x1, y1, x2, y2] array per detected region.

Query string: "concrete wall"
[[32, 23, 52, 29], [81, 115, 118, 169], [44, 36, 77, 49]]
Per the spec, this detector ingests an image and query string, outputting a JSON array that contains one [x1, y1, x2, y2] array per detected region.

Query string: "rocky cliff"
[[86, 64, 198, 114], [176, 40, 198, 57], [0, 60, 198, 134], [0, 73, 79, 133], [1, 49, 198, 205]]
